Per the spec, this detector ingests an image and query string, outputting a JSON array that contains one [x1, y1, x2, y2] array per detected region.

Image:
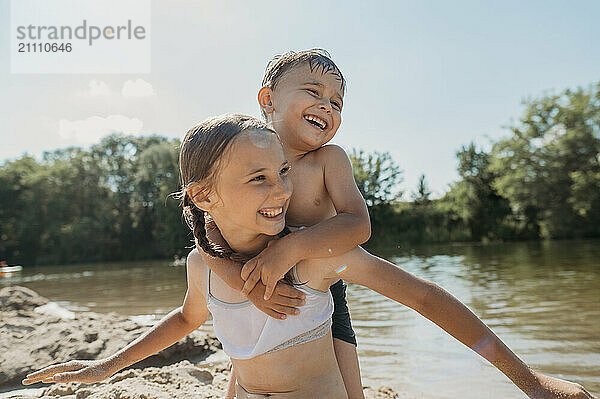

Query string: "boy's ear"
[[187, 183, 215, 211], [258, 87, 274, 115]]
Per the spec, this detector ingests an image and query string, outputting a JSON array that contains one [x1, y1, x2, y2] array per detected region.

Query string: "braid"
[[183, 190, 251, 262], [192, 206, 227, 259], [182, 192, 298, 285]]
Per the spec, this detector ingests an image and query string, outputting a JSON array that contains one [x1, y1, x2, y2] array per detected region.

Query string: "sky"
[[1, 0, 599, 198]]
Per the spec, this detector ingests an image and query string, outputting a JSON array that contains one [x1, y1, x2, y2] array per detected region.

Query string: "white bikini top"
[[205, 265, 334, 360]]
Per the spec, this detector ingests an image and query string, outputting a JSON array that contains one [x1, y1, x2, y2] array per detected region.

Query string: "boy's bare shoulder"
[[311, 144, 350, 166]]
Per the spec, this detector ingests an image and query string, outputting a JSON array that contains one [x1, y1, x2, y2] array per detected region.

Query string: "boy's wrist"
[[278, 233, 303, 264], [491, 352, 537, 392]]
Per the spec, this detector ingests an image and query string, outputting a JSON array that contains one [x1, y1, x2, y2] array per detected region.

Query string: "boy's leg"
[[333, 338, 364, 399], [330, 279, 365, 399]]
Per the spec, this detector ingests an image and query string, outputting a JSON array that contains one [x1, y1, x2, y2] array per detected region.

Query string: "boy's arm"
[[199, 251, 305, 319], [242, 144, 371, 299], [319, 248, 593, 399], [290, 144, 372, 257]]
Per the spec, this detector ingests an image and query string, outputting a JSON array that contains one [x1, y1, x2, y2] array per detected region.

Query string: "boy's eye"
[[305, 88, 318, 95], [280, 166, 291, 175], [332, 101, 341, 110], [250, 175, 265, 182]]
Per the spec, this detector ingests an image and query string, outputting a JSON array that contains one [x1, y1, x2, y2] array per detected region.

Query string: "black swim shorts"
[[329, 279, 357, 346]]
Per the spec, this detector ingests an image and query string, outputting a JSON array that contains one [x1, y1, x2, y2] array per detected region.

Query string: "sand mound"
[[0, 286, 399, 398]]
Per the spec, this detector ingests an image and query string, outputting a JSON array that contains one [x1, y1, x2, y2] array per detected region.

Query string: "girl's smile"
[[204, 130, 292, 253]]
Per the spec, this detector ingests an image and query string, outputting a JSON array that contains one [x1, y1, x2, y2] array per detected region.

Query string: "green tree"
[[445, 143, 512, 240], [411, 174, 431, 205], [0, 156, 44, 264], [489, 83, 600, 238], [133, 140, 188, 258], [349, 149, 403, 208], [349, 149, 404, 243]]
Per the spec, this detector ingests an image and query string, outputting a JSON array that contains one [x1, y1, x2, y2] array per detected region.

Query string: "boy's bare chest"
[[286, 160, 336, 227]]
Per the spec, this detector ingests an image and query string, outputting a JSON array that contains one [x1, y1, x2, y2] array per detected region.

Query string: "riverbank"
[[0, 286, 400, 399]]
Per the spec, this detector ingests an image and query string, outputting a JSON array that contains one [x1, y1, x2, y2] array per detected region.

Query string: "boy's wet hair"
[[261, 49, 346, 118]]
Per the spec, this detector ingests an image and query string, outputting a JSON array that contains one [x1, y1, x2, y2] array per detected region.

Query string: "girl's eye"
[[332, 101, 341, 110], [280, 166, 291, 175], [250, 175, 265, 182], [305, 88, 318, 95]]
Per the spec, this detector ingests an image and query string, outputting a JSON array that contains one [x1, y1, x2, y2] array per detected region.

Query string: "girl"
[[23, 115, 594, 399]]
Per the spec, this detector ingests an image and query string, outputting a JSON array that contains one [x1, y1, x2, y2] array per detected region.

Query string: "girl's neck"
[[220, 229, 273, 257]]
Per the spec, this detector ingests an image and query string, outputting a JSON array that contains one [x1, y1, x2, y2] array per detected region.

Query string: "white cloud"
[[87, 80, 111, 97], [121, 79, 156, 98], [58, 115, 144, 145]]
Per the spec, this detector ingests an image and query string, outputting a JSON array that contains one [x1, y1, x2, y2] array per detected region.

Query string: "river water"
[[2, 239, 599, 398]]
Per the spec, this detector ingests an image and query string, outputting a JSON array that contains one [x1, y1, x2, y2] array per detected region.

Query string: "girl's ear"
[[187, 183, 215, 211], [258, 87, 274, 115]]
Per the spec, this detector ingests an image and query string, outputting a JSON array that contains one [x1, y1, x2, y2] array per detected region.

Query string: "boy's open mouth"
[[303, 114, 328, 131]]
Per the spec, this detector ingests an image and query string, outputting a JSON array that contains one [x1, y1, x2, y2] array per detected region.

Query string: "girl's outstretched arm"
[[105, 253, 210, 375], [22, 251, 210, 385], [313, 247, 594, 399]]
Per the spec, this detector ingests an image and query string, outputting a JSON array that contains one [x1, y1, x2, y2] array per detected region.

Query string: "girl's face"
[[207, 129, 293, 243]]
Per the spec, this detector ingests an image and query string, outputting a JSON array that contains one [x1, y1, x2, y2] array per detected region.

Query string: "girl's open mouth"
[[258, 207, 284, 219]]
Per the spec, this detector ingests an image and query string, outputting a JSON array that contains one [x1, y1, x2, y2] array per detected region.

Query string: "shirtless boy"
[[204, 49, 368, 398]]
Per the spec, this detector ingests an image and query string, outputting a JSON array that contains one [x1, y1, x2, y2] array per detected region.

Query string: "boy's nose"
[[319, 103, 332, 114]]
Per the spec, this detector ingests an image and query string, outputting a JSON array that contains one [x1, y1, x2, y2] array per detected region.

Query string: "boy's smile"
[[263, 64, 344, 156]]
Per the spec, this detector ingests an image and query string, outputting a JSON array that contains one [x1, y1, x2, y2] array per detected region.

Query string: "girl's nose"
[[272, 177, 292, 201]]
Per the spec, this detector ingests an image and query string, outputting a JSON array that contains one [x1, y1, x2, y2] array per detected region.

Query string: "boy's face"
[[265, 63, 344, 152]]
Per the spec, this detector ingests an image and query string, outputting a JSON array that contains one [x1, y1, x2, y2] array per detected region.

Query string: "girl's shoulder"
[[186, 249, 209, 296], [179, 249, 210, 327]]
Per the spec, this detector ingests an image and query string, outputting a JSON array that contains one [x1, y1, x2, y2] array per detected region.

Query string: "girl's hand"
[[528, 371, 596, 399], [22, 359, 115, 385]]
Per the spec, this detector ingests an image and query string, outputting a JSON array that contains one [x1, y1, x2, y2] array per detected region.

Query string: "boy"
[[203, 49, 368, 398], [202, 49, 594, 399]]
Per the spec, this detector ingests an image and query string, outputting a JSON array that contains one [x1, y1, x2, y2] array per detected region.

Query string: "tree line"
[[354, 83, 600, 247], [1, 83, 598, 265]]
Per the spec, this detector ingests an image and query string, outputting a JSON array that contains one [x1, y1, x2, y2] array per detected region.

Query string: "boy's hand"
[[526, 371, 595, 399], [245, 279, 306, 319], [22, 359, 115, 385], [241, 240, 299, 300]]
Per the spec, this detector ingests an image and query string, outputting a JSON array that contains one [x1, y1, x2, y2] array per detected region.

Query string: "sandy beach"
[[0, 286, 401, 399]]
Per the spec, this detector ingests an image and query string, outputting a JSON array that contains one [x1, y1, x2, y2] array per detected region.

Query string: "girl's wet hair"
[[261, 49, 346, 119], [177, 114, 275, 262], [176, 114, 296, 289]]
